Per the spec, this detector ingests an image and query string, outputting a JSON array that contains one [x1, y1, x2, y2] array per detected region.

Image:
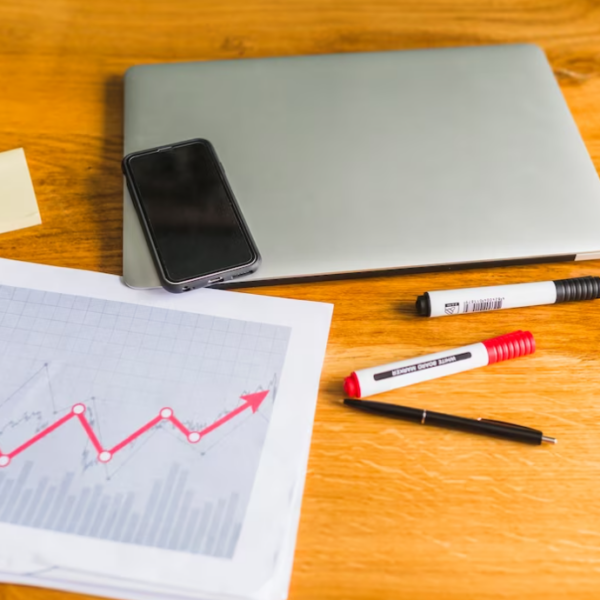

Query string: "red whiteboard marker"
[[344, 331, 535, 398]]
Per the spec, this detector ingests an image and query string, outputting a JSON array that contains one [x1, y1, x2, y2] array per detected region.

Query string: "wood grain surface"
[[2, 1, 600, 599]]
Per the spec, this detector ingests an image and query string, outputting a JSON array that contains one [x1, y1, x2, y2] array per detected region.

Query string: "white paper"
[[0, 258, 333, 600]]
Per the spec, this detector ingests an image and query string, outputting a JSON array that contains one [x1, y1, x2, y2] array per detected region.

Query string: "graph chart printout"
[[0, 284, 291, 559]]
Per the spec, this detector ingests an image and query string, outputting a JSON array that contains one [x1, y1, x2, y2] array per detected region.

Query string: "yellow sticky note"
[[0, 148, 42, 234]]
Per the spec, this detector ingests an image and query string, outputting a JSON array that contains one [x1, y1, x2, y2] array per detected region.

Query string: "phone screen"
[[126, 141, 255, 284]]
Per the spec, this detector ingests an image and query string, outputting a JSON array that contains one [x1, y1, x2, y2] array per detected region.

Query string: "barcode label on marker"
[[463, 298, 504, 313]]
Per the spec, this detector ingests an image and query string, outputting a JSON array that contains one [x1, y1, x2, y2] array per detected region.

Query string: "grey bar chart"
[[0, 462, 241, 557]]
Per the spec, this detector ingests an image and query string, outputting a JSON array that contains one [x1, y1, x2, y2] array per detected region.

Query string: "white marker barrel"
[[416, 276, 600, 317], [344, 331, 535, 399]]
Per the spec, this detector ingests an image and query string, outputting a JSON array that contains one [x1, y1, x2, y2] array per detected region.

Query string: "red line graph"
[[0, 390, 269, 468]]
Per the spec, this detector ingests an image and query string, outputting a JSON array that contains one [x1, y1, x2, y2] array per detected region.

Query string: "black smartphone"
[[122, 139, 260, 293]]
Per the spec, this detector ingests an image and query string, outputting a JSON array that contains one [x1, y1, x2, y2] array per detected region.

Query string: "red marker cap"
[[343, 372, 362, 398], [482, 330, 535, 364]]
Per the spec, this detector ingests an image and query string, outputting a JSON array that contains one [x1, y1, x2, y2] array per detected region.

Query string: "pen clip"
[[477, 418, 541, 434]]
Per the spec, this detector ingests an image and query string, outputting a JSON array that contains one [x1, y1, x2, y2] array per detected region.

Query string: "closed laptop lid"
[[123, 44, 600, 289]]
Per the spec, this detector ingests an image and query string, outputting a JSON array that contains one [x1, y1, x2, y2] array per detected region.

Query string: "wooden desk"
[[2, 1, 600, 598]]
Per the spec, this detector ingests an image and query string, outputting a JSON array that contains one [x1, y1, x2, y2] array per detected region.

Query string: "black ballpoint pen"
[[343, 399, 557, 445]]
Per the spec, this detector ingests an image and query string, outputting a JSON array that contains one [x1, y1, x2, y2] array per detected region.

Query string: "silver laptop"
[[123, 44, 600, 289]]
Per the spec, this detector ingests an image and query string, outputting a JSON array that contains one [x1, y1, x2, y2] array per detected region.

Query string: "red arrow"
[[198, 390, 269, 437], [0, 390, 270, 468]]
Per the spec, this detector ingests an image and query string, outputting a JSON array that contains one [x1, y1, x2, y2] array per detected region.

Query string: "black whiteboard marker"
[[416, 276, 600, 317]]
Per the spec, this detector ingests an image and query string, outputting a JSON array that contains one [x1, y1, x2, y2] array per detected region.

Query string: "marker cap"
[[416, 293, 431, 317], [554, 276, 600, 302], [482, 330, 535, 364], [343, 372, 361, 398]]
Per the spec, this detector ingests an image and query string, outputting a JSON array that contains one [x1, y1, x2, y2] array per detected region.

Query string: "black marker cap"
[[416, 292, 431, 317], [554, 276, 600, 302]]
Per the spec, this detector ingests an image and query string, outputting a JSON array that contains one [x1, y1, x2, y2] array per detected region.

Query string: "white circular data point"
[[72, 404, 86, 415], [188, 432, 201, 443], [0, 456, 10, 467], [98, 451, 112, 463], [160, 408, 173, 419]]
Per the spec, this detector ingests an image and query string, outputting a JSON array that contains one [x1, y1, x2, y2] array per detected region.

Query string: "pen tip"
[[542, 435, 557, 444], [344, 398, 361, 406]]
